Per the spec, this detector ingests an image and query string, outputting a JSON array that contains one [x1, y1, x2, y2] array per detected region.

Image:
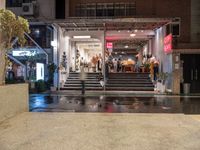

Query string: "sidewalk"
[[0, 112, 200, 150], [49, 90, 200, 97]]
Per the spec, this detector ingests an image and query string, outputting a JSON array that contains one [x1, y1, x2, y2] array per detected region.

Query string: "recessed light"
[[73, 36, 91, 39], [125, 45, 129, 48], [130, 33, 136, 37]]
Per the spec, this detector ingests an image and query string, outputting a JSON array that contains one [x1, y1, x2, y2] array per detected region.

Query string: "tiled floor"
[[1, 112, 200, 150]]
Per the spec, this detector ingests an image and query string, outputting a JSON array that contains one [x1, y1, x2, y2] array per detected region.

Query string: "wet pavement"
[[30, 94, 200, 114]]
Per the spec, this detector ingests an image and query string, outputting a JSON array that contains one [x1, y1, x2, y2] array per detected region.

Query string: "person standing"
[[153, 62, 159, 81], [113, 58, 118, 73]]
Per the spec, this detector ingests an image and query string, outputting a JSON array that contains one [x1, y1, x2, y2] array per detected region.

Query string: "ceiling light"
[[141, 30, 144, 32], [130, 33, 136, 37], [118, 30, 121, 32], [125, 45, 129, 48], [73, 36, 91, 39], [134, 29, 138, 32]]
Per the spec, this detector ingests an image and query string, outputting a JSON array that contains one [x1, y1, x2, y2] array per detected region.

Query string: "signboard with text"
[[106, 42, 113, 49], [164, 34, 173, 54]]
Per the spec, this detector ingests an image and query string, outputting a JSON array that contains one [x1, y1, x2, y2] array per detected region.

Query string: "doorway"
[[70, 42, 102, 73], [181, 54, 200, 93]]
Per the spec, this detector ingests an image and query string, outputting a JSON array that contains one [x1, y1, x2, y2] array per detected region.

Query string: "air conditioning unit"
[[22, 3, 34, 15]]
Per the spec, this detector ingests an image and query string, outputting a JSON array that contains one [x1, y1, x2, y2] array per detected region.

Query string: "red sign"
[[164, 34, 172, 54], [106, 42, 113, 49]]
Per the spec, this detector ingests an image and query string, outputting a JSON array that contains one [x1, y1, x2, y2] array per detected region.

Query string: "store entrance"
[[181, 54, 200, 93], [70, 42, 102, 73]]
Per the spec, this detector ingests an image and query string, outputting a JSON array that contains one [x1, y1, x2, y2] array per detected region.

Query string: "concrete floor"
[[0, 113, 200, 150]]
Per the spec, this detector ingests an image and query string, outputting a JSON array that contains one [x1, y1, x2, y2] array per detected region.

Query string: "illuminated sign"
[[12, 50, 36, 56], [164, 34, 172, 54], [106, 42, 113, 49], [36, 63, 44, 81]]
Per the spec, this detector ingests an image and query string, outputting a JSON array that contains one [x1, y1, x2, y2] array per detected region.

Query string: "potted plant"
[[156, 72, 169, 93], [47, 63, 57, 91], [143, 62, 150, 72]]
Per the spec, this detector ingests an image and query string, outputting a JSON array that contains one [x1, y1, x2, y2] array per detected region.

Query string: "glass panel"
[[105, 3, 114, 17], [96, 3, 104, 17], [126, 3, 136, 16], [87, 3, 96, 17], [80, 4, 87, 17]]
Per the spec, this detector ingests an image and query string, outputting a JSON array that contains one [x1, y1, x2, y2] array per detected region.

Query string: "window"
[[80, 4, 87, 17], [105, 3, 114, 17], [96, 3, 105, 17], [126, 3, 136, 16], [87, 3, 96, 17], [165, 22, 180, 37], [75, 2, 136, 17], [172, 23, 180, 37], [6, 0, 33, 7]]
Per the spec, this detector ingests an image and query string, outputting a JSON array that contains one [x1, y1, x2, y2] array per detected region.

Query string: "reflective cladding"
[[29, 94, 200, 114]]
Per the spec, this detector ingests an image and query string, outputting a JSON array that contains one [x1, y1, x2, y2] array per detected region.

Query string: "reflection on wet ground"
[[30, 94, 200, 114]]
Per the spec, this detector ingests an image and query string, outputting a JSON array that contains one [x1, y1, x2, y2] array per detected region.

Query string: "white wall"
[[58, 30, 70, 87]]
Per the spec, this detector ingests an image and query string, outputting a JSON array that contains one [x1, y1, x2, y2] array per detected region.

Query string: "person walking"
[[79, 67, 87, 95]]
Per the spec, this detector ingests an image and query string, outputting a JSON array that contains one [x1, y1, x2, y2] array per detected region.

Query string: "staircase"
[[61, 72, 154, 91], [60, 72, 103, 90], [105, 73, 154, 91]]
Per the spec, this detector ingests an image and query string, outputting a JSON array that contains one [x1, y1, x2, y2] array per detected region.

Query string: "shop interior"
[[73, 42, 102, 72], [68, 29, 159, 74], [105, 30, 157, 73]]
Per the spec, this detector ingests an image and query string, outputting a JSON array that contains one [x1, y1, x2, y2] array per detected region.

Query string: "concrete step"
[[105, 87, 154, 91], [108, 73, 150, 78], [60, 87, 103, 90], [66, 79, 98, 81], [65, 80, 100, 84], [107, 79, 152, 82], [64, 84, 102, 87], [106, 84, 154, 87]]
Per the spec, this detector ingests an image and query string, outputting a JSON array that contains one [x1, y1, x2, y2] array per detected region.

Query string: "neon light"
[[106, 42, 113, 49], [164, 34, 172, 53]]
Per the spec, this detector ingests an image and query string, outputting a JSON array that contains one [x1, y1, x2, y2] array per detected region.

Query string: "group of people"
[[78, 54, 103, 73], [90, 54, 102, 72], [110, 58, 123, 73]]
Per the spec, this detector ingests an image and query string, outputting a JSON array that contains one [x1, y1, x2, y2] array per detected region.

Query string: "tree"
[[0, 9, 30, 85]]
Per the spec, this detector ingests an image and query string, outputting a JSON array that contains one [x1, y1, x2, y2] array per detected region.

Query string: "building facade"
[[5, 0, 200, 93]]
